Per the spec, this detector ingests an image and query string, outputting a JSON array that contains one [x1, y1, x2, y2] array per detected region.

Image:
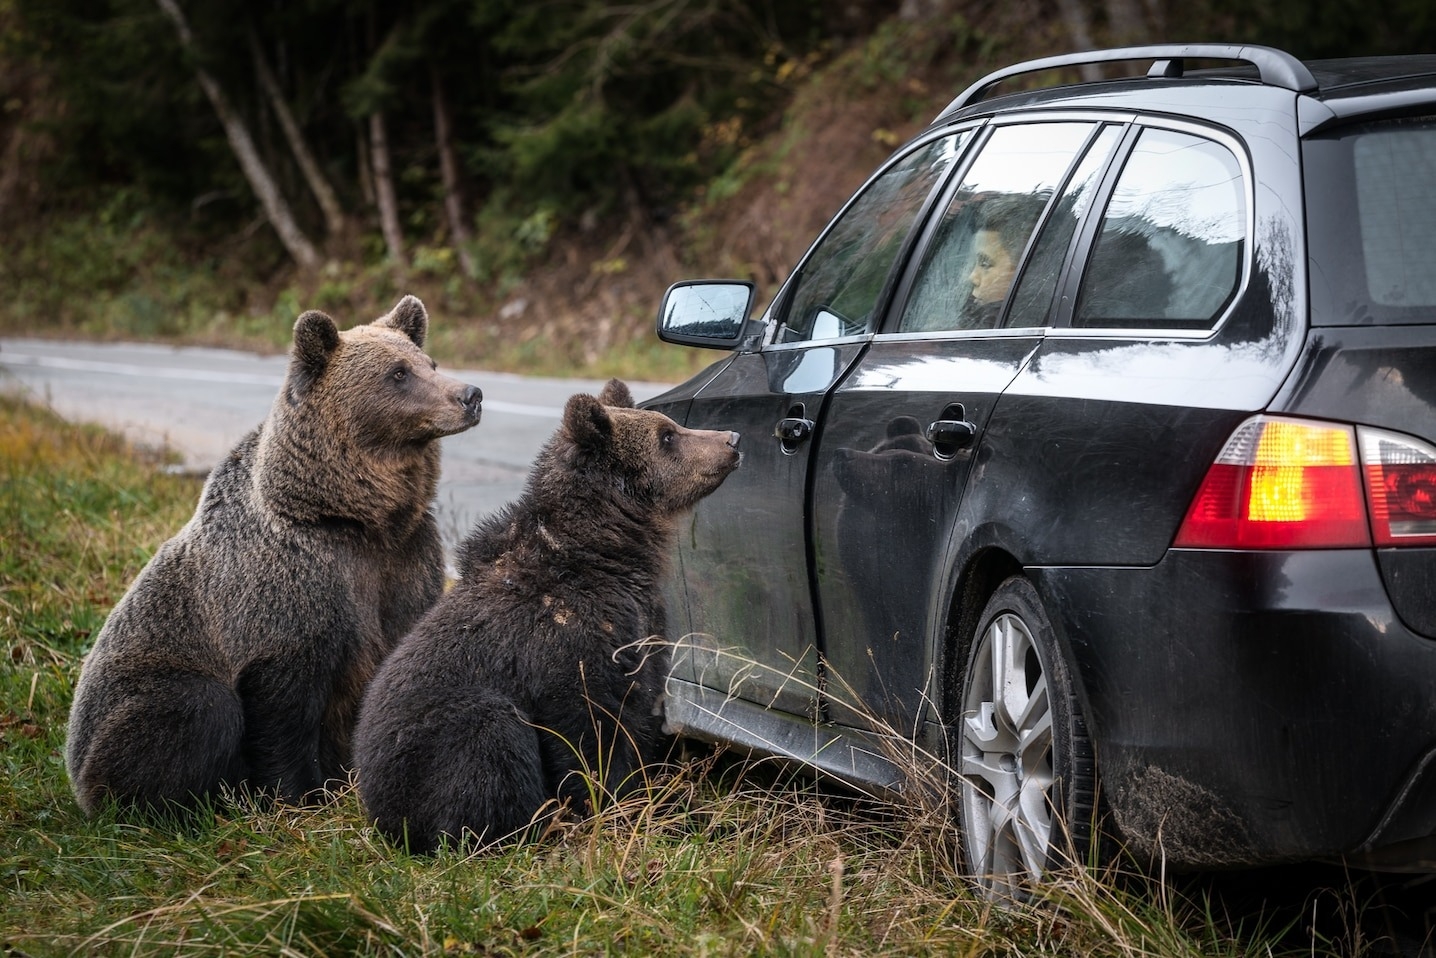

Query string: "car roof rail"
[[938, 43, 1318, 118]]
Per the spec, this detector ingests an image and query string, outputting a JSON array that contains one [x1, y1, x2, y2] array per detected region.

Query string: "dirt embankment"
[[474, 23, 997, 377]]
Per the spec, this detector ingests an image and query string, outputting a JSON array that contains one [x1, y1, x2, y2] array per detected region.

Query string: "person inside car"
[[961, 194, 1047, 328]]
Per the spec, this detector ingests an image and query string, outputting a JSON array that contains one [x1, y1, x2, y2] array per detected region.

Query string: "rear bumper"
[[1032, 549, 1436, 871]]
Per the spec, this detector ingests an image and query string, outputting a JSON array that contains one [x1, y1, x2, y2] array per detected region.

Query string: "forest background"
[[3, 0, 1434, 383]]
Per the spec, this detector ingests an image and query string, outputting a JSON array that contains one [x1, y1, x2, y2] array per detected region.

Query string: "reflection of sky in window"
[[927, 130, 969, 174], [665, 284, 749, 337], [961, 124, 1095, 195], [1105, 130, 1245, 244], [1066, 127, 1122, 219], [690, 285, 748, 319]]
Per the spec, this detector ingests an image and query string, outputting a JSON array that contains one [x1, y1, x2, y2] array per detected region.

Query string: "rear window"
[[1307, 118, 1436, 325]]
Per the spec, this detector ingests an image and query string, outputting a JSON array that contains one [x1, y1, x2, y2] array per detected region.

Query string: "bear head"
[[832, 415, 940, 500], [557, 379, 741, 517], [285, 295, 483, 448]]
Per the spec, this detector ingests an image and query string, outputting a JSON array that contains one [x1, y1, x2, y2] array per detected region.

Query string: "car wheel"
[[956, 575, 1096, 898]]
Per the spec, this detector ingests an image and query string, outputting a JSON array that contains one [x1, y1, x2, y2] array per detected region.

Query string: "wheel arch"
[[933, 544, 1098, 753], [936, 545, 1021, 723]]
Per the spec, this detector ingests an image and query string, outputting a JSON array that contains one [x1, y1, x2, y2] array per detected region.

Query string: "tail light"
[[1175, 417, 1369, 549], [1177, 416, 1436, 550], [1360, 428, 1436, 546]]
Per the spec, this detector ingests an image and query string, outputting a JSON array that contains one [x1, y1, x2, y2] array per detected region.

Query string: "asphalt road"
[[0, 337, 673, 559]]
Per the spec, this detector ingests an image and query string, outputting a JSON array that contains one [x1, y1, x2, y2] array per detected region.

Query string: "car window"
[[774, 131, 970, 344], [1074, 127, 1246, 329], [898, 123, 1096, 333], [1306, 118, 1436, 326], [1355, 126, 1436, 306], [1006, 125, 1123, 328]]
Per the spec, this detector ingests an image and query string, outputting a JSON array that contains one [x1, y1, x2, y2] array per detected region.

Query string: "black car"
[[642, 44, 1436, 896]]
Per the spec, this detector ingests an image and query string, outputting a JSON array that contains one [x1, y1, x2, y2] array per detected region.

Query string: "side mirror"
[[656, 280, 757, 350]]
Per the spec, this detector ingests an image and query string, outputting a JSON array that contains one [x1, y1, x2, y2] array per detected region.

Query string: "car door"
[[809, 119, 1127, 736], [655, 129, 973, 719]]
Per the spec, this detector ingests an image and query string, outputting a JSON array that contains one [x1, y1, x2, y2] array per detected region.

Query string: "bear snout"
[[424, 380, 482, 436], [460, 384, 483, 418]]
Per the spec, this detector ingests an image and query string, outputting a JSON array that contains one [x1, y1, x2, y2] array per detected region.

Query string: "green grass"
[[0, 393, 1402, 956]]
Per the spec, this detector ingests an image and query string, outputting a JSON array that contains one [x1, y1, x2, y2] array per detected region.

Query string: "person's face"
[[970, 229, 1017, 304]]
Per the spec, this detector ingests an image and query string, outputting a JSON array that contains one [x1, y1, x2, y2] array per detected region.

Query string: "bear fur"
[[65, 296, 483, 819], [352, 380, 740, 852]]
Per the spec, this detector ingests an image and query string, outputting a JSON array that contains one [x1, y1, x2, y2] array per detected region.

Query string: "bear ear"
[[291, 309, 339, 376], [379, 295, 428, 347], [887, 415, 924, 439], [563, 393, 613, 456], [598, 378, 634, 409]]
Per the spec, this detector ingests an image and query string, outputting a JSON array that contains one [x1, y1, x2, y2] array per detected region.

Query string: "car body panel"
[[810, 335, 1041, 732], [1031, 550, 1436, 868], [661, 341, 869, 717], [1269, 324, 1436, 637]]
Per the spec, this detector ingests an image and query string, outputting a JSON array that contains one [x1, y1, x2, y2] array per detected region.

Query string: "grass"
[[0, 392, 1418, 956]]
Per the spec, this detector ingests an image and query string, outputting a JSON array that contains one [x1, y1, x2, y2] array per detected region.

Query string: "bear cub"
[[65, 296, 482, 819], [353, 380, 740, 852]]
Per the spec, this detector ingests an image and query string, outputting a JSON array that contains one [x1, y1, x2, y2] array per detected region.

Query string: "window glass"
[[899, 123, 1095, 333], [1075, 128, 1245, 329], [1356, 127, 1436, 305], [775, 131, 969, 343], [1305, 118, 1436, 326], [1007, 125, 1122, 327]]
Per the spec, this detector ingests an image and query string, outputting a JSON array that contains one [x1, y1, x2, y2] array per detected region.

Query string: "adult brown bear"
[[65, 296, 482, 820], [354, 380, 740, 852]]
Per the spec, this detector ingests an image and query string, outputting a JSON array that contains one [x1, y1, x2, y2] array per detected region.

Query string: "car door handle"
[[774, 402, 814, 455], [926, 402, 977, 458], [925, 419, 976, 446], [775, 417, 813, 443]]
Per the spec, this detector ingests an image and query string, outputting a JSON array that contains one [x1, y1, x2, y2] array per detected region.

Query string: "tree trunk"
[[248, 26, 348, 239], [1138, 0, 1166, 39], [1052, 0, 1103, 81], [356, 124, 375, 207], [1103, 0, 1152, 44], [430, 65, 476, 279], [369, 110, 407, 272], [154, 0, 320, 271]]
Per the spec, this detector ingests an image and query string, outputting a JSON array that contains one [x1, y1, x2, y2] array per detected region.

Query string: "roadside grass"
[[0, 393, 1377, 956]]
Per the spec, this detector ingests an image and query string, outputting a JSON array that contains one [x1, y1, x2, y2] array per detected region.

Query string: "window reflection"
[[900, 123, 1096, 333], [776, 131, 970, 343], [1075, 128, 1246, 329], [1008, 126, 1122, 328]]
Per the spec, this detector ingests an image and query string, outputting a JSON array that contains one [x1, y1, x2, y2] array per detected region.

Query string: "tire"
[[955, 575, 1097, 898]]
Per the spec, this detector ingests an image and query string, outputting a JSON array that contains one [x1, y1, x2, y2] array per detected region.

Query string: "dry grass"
[[0, 392, 1412, 956]]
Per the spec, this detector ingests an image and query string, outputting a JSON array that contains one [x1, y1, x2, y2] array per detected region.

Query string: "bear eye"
[[391, 364, 409, 383], [660, 429, 675, 447]]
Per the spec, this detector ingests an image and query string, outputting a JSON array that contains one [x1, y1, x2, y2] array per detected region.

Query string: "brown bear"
[[352, 380, 740, 852], [65, 295, 483, 820]]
